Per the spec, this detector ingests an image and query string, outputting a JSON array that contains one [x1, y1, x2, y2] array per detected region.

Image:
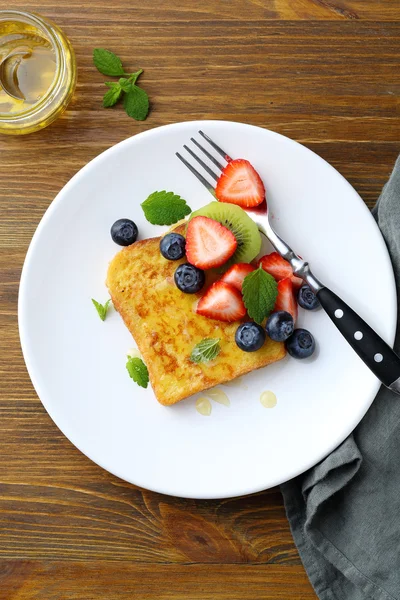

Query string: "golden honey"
[[195, 397, 212, 416], [0, 10, 76, 134], [260, 390, 277, 408], [205, 388, 230, 407]]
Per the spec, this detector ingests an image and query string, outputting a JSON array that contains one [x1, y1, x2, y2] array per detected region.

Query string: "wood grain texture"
[[1, 0, 399, 598], [0, 563, 314, 599]]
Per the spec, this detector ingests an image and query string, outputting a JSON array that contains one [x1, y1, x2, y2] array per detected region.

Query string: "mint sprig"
[[93, 49, 149, 120], [124, 85, 149, 121], [93, 48, 126, 76], [103, 83, 122, 107], [141, 191, 191, 225], [190, 338, 221, 363], [127, 70, 143, 85], [92, 298, 111, 321], [118, 78, 132, 93], [126, 356, 149, 388], [242, 266, 278, 324]]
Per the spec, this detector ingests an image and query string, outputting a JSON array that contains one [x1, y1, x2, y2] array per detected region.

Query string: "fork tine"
[[183, 145, 219, 182], [198, 130, 232, 162], [175, 152, 216, 196], [190, 138, 224, 171]]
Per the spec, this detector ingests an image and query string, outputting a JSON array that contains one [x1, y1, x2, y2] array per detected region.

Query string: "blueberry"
[[298, 285, 320, 310], [266, 310, 294, 342], [286, 328, 315, 359], [235, 322, 266, 352], [160, 233, 186, 260], [111, 219, 138, 246], [174, 263, 205, 294]]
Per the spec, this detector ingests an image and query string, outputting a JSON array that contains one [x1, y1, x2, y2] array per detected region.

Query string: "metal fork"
[[176, 130, 400, 395]]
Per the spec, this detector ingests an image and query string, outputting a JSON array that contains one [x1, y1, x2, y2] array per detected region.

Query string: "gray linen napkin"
[[281, 155, 400, 600]]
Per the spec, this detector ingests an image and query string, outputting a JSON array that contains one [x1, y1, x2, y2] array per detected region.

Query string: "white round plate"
[[19, 120, 396, 499]]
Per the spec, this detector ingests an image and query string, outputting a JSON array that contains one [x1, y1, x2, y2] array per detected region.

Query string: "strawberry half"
[[216, 159, 265, 208], [220, 263, 255, 292], [258, 252, 303, 290], [186, 216, 237, 270], [274, 277, 298, 321], [197, 281, 246, 322]]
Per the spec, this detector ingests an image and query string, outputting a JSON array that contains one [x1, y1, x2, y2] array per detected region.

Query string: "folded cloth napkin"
[[281, 155, 400, 600]]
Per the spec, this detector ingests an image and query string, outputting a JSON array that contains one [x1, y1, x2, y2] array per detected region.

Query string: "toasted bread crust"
[[107, 225, 286, 405]]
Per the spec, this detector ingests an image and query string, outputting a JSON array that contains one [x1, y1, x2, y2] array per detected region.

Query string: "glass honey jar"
[[0, 10, 76, 135]]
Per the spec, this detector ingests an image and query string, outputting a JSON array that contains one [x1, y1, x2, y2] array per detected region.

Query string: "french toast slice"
[[106, 224, 286, 406]]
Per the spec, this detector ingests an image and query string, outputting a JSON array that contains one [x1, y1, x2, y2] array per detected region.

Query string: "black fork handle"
[[317, 287, 400, 391]]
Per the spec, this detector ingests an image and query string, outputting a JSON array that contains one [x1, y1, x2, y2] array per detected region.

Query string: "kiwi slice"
[[189, 201, 261, 264]]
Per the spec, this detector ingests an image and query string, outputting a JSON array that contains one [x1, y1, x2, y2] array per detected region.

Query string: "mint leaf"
[[93, 48, 126, 76], [92, 298, 111, 321], [242, 266, 278, 324], [128, 69, 143, 85], [123, 85, 149, 121], [118, 78, 132, 93], [93, 47, 149, 119], [126, 356, 149, 388], [190, 338, 221, 363], [103, 83, 122, 107], [141, 191, 191, 225]]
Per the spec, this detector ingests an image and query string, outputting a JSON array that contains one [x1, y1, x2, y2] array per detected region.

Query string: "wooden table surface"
[[1, 1, 399, 598]]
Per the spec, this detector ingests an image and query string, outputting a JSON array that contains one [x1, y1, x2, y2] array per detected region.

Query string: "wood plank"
[[7, 0, 400, 21], [0, 475, 299, 563], [0, 562, 316, 599]]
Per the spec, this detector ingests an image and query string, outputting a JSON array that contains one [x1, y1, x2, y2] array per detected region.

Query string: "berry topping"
[[160, 233, 186, 260], [235, 322, 266, 352], [189, 201, 261, 264], [274, 277, 298, 321], [196, 281, 246, 322], [297, 285, 321, 310], [265, 310, 294, 342], [111, 219, 138, 246], [174, 263, 205, 294], [186, 216, 237, 270], [286, 329, 316, 359], [216, 159, 265, 208], [220, 263, 255, 292], [258, 252, 303, 290]]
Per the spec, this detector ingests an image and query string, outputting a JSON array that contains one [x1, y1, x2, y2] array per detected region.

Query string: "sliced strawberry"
[[197, 281, 246, 322], [186, 216, 237, 270], [220, 263, 255, 292], [216, 159, 265, 208], [258, 252, 303, 290], [274, 277, 298, 321]]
